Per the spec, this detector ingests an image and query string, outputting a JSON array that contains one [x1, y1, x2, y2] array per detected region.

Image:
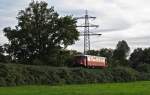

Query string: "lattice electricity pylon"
[[76, 10, 101, 54]]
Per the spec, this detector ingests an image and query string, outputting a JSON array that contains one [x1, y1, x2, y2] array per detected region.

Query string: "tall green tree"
[[0, 46, 5, 62], [112, 40, 130, 66], [113, 40, 130, 60], [129, 48, 150, 68], [3, 1, 79, 64], [129, 48, 144, 68]]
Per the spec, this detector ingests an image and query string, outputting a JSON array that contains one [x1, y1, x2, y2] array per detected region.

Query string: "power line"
[[76, 10, 101, 54]]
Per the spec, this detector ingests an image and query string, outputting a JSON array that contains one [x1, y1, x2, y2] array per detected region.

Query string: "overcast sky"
[[0, 0, 150, 52]]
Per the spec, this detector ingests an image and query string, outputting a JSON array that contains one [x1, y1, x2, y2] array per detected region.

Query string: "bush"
[[111, 66, 138, 82], [0, 63, 149, 87]]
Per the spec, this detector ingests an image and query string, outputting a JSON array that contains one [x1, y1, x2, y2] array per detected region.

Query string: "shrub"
[[111, 66, 138, 82], [0, 63, 149, 87]]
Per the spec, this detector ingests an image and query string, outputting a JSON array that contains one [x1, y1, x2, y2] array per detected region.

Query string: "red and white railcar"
[[74, 55, 108, 68]]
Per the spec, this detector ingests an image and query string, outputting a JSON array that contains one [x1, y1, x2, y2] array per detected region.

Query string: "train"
[[74, 55, 108, 68]]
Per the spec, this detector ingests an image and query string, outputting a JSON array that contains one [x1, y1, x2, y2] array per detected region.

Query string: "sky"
[[0, 0, 150, 53]]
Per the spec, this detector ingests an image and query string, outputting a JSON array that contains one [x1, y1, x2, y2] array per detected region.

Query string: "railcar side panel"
[[74, 55, 107, 68], [86, 55, 106, 67]]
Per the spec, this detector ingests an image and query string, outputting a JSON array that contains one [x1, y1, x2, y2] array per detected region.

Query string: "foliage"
[[112, 40, 130, 66], [113, 40, 130, 60], [99, 48, 113, 60], [129, 48, 144, 68], [0, 46, 5, 62], [87, 50, 99, 55], [143, 48, 150, 64], [129, 48, 150, 68], [0, 46, 11, 63], [87, 49, 113, 58], [3, 1, 79, 64], [111, 66, 138, 82], [0, 63, 149, 87], [136, 64, 150, 73], [56, 50, 81, 67], [87, 41, 130, 67]]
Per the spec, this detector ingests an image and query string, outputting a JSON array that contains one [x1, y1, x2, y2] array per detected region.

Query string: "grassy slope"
[[0, 81, 149, 95]]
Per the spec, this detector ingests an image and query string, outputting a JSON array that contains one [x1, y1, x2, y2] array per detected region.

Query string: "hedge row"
[[0, 63, 149, 86]]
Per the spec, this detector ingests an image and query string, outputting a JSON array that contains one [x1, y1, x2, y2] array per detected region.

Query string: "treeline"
[[87, 41, 150, 73], [0, 39, 150, 86], [0, 1, 149, 69], [0, 1, 150, 86]]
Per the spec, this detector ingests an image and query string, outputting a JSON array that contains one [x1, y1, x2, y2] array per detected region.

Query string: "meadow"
[[0, 81, 149, 95]]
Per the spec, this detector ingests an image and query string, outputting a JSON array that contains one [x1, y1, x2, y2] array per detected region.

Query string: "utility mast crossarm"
[[76, 10, 101, 54]]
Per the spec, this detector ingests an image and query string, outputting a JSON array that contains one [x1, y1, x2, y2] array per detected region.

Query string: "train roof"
[[75, 54, 106, 59]]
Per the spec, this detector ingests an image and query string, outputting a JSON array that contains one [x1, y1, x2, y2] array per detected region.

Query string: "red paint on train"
[[74, 55, 108, 68]]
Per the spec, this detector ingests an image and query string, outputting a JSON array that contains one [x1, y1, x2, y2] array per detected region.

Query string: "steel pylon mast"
[[76, 10, 101, 54]]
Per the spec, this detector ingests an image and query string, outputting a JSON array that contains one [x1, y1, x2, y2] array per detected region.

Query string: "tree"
[[113, 40, 130, 60], [129, 48, 150, 68], [129, 48, 144, 68], [87, 50, 99, 56], [99, 48, 113, 61], [112, 40, 130, 66], [143, 48, 150, 64], [56, 50, 81, 67], [3, 1, 79, 64], [0, 46, 5, 62]]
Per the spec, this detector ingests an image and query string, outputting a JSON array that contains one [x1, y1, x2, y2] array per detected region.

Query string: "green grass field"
[[0, 81, 150, 95]]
